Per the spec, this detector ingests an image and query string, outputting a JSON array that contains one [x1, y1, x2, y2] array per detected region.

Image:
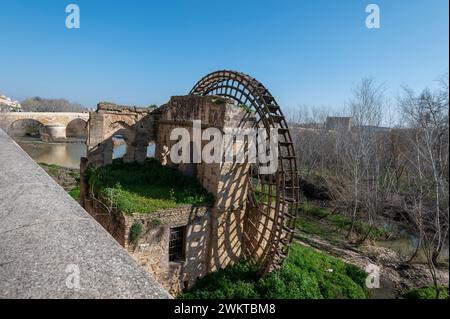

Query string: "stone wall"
[[81, 191, 210, 294], [156, 95, 255, 272], [86, 102, 158, 166]]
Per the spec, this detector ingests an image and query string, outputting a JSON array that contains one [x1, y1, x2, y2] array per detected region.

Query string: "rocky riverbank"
[[295, 201, 449, 298], [296, 232, 449, 298]]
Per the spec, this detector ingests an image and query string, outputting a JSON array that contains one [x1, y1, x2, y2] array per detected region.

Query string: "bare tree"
[[398, 77, 449, 298], [21, 97, 86, 112], [342, 78, 386, 239]]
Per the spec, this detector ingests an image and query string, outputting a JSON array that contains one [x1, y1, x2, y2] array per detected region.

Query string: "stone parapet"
[[0, 129, 171, 299]]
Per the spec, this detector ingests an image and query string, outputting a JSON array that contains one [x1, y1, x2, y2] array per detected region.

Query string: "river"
[[15, 137, 155, 169], [377, 219, 449, 262]]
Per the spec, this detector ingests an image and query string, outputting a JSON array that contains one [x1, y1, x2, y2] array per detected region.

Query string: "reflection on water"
[[16, 137, 86, 169], [377, 220, 449, 262], [15, 137, 156, 169], [112, 141, 156, 159], [378, 236, 449, 261]]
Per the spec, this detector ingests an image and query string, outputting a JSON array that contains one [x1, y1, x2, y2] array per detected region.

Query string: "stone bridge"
[[0, 112, 90, 139]]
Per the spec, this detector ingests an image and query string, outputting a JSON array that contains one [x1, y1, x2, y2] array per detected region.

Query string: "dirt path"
[[295, 232, 449, 298]]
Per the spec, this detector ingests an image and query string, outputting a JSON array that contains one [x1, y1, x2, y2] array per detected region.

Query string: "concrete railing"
[[0, 129, 171, 298]]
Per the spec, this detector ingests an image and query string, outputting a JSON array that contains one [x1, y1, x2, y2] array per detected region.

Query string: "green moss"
[[87, 158, 214, 214], [178, 243, 368, 299], [403, 286, 449, 299]]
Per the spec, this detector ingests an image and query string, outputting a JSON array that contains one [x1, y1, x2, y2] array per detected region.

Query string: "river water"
[[376, 219, 449, 262], [15, 137, 155, 169]]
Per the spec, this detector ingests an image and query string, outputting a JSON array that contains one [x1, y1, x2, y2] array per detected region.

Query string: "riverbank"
[[38, 163, 80, 200], [296, 202, 449, 298]]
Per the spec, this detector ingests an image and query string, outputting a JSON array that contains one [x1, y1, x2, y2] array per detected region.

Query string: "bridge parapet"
[[0, 129, 171, 299]]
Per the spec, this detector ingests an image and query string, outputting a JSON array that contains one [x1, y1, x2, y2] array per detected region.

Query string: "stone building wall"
[[86, 102, 158, 166], [81, 96, 256, 293], [156, 95, 254, 272], [81, 192, 211, 294]]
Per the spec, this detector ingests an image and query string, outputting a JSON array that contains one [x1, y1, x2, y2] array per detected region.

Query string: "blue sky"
[[0, 0, 448, 113]]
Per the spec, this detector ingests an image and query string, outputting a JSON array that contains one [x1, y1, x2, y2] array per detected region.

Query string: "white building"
[[0, 93, 21, 111]]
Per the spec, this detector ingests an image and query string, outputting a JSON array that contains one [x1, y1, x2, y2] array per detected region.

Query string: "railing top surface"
[[0, 129, 171, 299]]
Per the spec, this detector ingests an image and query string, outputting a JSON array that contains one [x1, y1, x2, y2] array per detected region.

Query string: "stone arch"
[[109, 121, 136, 162], [66, 118, 87, 139], [8, 118, 46, 138]]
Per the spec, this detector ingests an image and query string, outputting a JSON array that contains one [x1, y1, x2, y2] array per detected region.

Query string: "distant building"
[[359, 125, 391, 133], [325, 117, 352, 131], [0, 93, 21, 111]]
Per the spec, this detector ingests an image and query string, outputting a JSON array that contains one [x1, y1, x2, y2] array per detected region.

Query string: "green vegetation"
[[238, 103, 255, 114], [403, 286, 449, 299], [87, 158, 214, 214], [178, 243, 368, 299], [212, 98, 226, 105], [129, 220, 144, 245], [150, 218, 162, 228], [39, 163, 81, 201], [40, 163, 61, 178], [298, 202, 391, 241], [69, 185, 81, 200]]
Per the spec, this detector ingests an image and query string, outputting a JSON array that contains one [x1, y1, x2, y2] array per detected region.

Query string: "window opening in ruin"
[[169, 226, 186, 262]]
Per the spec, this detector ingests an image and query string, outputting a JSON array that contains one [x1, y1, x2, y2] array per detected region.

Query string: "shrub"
[[403, 286, 449, 299], [129, 221, 144, 245]]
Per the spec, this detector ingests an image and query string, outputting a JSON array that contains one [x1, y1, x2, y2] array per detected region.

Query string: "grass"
[[69, 185, 81, 200], [87, 158, 215, 214], [178, 243, 368, 299], [403, 286, 449, 299], [297, 202, 391, 241], [39, 162, 61, 177]]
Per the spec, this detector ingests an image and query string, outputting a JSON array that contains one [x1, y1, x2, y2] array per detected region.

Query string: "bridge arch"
[[66, 118, 87, 139], [8, 118, 46, 138], [190, 70, 299, 275]]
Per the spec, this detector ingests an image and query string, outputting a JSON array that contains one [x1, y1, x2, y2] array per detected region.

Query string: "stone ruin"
[[79, 70, 299, 295], [80, 96, 255, 293]]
